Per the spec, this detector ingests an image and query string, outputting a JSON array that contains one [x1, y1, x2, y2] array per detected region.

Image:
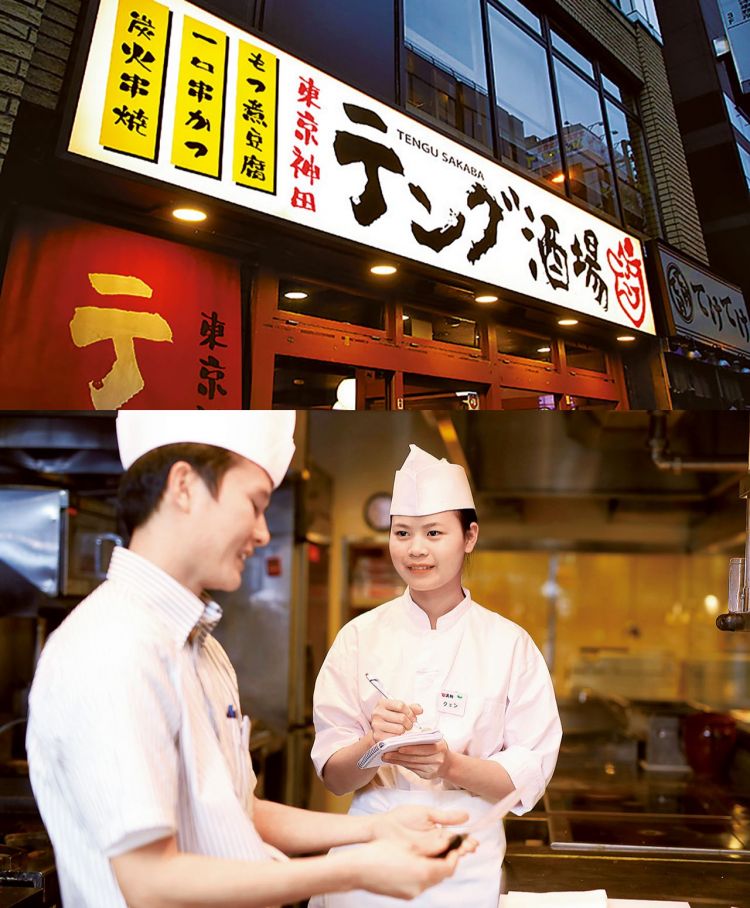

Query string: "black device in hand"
[[436, 833, 466, 858]]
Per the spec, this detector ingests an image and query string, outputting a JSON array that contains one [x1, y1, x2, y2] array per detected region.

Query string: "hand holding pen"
[[366, 672, 425, 740]]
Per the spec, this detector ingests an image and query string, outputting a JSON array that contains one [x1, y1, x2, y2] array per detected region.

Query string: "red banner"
[[0, 208, 242, 409]]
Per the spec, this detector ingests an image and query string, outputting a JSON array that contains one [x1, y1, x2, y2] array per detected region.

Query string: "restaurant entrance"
[[249, 267, 638, 410]]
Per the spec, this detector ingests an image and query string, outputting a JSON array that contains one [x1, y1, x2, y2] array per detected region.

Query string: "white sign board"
[[719, 0, 750, 93], [658, 246, 750, 355], [68, 0, 656, 335]]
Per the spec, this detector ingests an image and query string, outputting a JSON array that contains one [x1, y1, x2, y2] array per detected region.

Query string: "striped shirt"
[[27, 547, 278, 908]]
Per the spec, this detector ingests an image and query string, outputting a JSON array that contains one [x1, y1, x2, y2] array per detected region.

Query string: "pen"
[[365, 673, 424, 731]]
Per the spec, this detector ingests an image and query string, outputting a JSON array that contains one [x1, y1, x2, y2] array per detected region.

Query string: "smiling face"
[[389, 511, 478, 604], [189, 457, 273, 593]]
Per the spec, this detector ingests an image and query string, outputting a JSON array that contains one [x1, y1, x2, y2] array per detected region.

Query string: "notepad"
[[357, 729, 444, 769]]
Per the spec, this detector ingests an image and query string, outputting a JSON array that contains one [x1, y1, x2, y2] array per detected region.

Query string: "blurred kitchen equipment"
[[0, 487, 121, 603], [682, 712, 737, 778], [643, 714, 690, 773], [211, 466, 331, 809], [716, 418, 750, 632]]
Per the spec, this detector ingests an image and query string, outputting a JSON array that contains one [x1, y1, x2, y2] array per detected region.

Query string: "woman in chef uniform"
[[310, 445, 562, 908]]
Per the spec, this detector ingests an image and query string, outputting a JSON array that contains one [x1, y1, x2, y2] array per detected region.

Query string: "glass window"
[[403, 373, 483, 408], [565, 341, 608, 373], [496, 0, 541, 33], [405, 0, 491, 148], [739, 143, 750, 193], [497, 325, 554, 363], [551, 30, 595, 77], [403, 307, 480, 347], [489, 8, 562, 189], [278, 280, 385, 330], [605, 101, 651, 232], [602, 73, 623, 102], [555, 59, 618, 218], [272, 357, 355, 409]]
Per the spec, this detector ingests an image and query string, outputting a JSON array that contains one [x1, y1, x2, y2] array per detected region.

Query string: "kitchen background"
[[0, 410, 749, 905]]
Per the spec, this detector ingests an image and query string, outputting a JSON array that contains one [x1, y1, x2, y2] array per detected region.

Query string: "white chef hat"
[[116, 410, 296, 488], [390, 444, 475, 516]]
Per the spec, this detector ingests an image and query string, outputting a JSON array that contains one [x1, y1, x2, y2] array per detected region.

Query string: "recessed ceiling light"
[[558, 318, 578, 326], [551, 173, 565, 184], [537, 346, 551, 353], [292, 378, 305, 386], [370, 264, 397, 275], [284, 291, 308, 300], [475, 294, 498, 304], [617, 335, 636, 342], [172, 207, 207, 222], [402, 314, 410, 321]]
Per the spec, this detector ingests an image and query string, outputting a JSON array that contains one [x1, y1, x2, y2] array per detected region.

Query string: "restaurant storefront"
[[648, 241, 750, 409], [0, 0, 669, 410]]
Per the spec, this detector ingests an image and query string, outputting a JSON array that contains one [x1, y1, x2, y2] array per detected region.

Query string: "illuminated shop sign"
[[68, 0, 655, 334], [718, 0, 750, 94], [655, 244, 750, 356]]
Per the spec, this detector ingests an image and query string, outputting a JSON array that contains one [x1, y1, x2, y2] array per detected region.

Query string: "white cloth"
[[27, 546, 280, 908], [310, 589, 562, 907], [116, 409, 296, 487], [503, 891, 607, 907], [390, 444, 475, 515]]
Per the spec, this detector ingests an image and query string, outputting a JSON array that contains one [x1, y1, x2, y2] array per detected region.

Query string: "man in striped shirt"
[[27, 411, 471, 908]]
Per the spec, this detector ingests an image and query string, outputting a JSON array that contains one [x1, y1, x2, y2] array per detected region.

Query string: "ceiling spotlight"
[[172, 207, 207, 222], [283, 291, 308, 300], [475, 294, 498, 304], [551, 173, 566, 184], [537, 346, 551, 353], [616, 335, 636, 342], [557, 318, 578, 326], [370, 264, 397, 275], [402, 314, 410, 321]]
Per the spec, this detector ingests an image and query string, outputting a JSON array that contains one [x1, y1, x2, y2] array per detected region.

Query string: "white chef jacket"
[[27, 546, 277, 908], [312, 588, 562, 812]]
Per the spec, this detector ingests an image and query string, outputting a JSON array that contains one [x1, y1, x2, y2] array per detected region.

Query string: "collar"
[[107, 546, 223, 648], [402, 587, 473, 632]]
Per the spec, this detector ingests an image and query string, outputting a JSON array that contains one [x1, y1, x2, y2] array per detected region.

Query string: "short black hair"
[[457, 508, 478, 534], [118, 443, 237, 538]]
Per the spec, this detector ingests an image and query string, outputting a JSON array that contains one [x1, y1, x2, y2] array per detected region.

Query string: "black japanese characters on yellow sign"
[[171, 16, 228, 178], [100, 0, 171, 161], [233, 40, 278, 193]]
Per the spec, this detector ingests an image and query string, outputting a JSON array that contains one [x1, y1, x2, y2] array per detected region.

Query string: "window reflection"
[[605, 101, 650, 232], [489, 8, 563, 189], [497, 325, 554, 363], [278, 280, 385, 330], [405, 0, 491, 148], [403, 307, 480, 347], [496, 0, 541, 32], [555, 59, 618, 218]]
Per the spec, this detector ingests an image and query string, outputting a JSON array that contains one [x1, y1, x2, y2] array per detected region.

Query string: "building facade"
[[0, 0, 744, 409]]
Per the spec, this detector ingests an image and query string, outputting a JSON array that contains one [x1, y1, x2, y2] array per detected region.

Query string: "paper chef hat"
[[117, 410, 296, 489], [390, 444, 475, 516]]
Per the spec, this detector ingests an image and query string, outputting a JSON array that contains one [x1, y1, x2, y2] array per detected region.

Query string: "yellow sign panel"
[[99, 0, 171, 161], [171, 16, 228, 178], [233, 40, 278, 193]]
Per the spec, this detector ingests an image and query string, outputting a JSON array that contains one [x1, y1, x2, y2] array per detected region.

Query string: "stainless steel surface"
[[0, 489, 66, 597], [213, 485, 295, 736], [0, 487, 120, 604]]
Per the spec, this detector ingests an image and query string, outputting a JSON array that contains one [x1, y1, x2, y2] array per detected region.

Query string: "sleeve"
[[487, 632, 562, 815], [310, 626, 370, 778], [45, 636, 181, 857]]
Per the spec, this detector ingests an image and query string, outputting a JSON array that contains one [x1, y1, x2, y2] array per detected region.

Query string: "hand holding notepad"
[[358, 728, 445, 769]]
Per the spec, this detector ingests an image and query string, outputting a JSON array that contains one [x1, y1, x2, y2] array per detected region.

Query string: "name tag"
[[438, 689, 467, 717]]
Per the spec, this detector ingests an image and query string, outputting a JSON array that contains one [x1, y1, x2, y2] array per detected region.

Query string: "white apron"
[[309, 787, 505, 908]]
